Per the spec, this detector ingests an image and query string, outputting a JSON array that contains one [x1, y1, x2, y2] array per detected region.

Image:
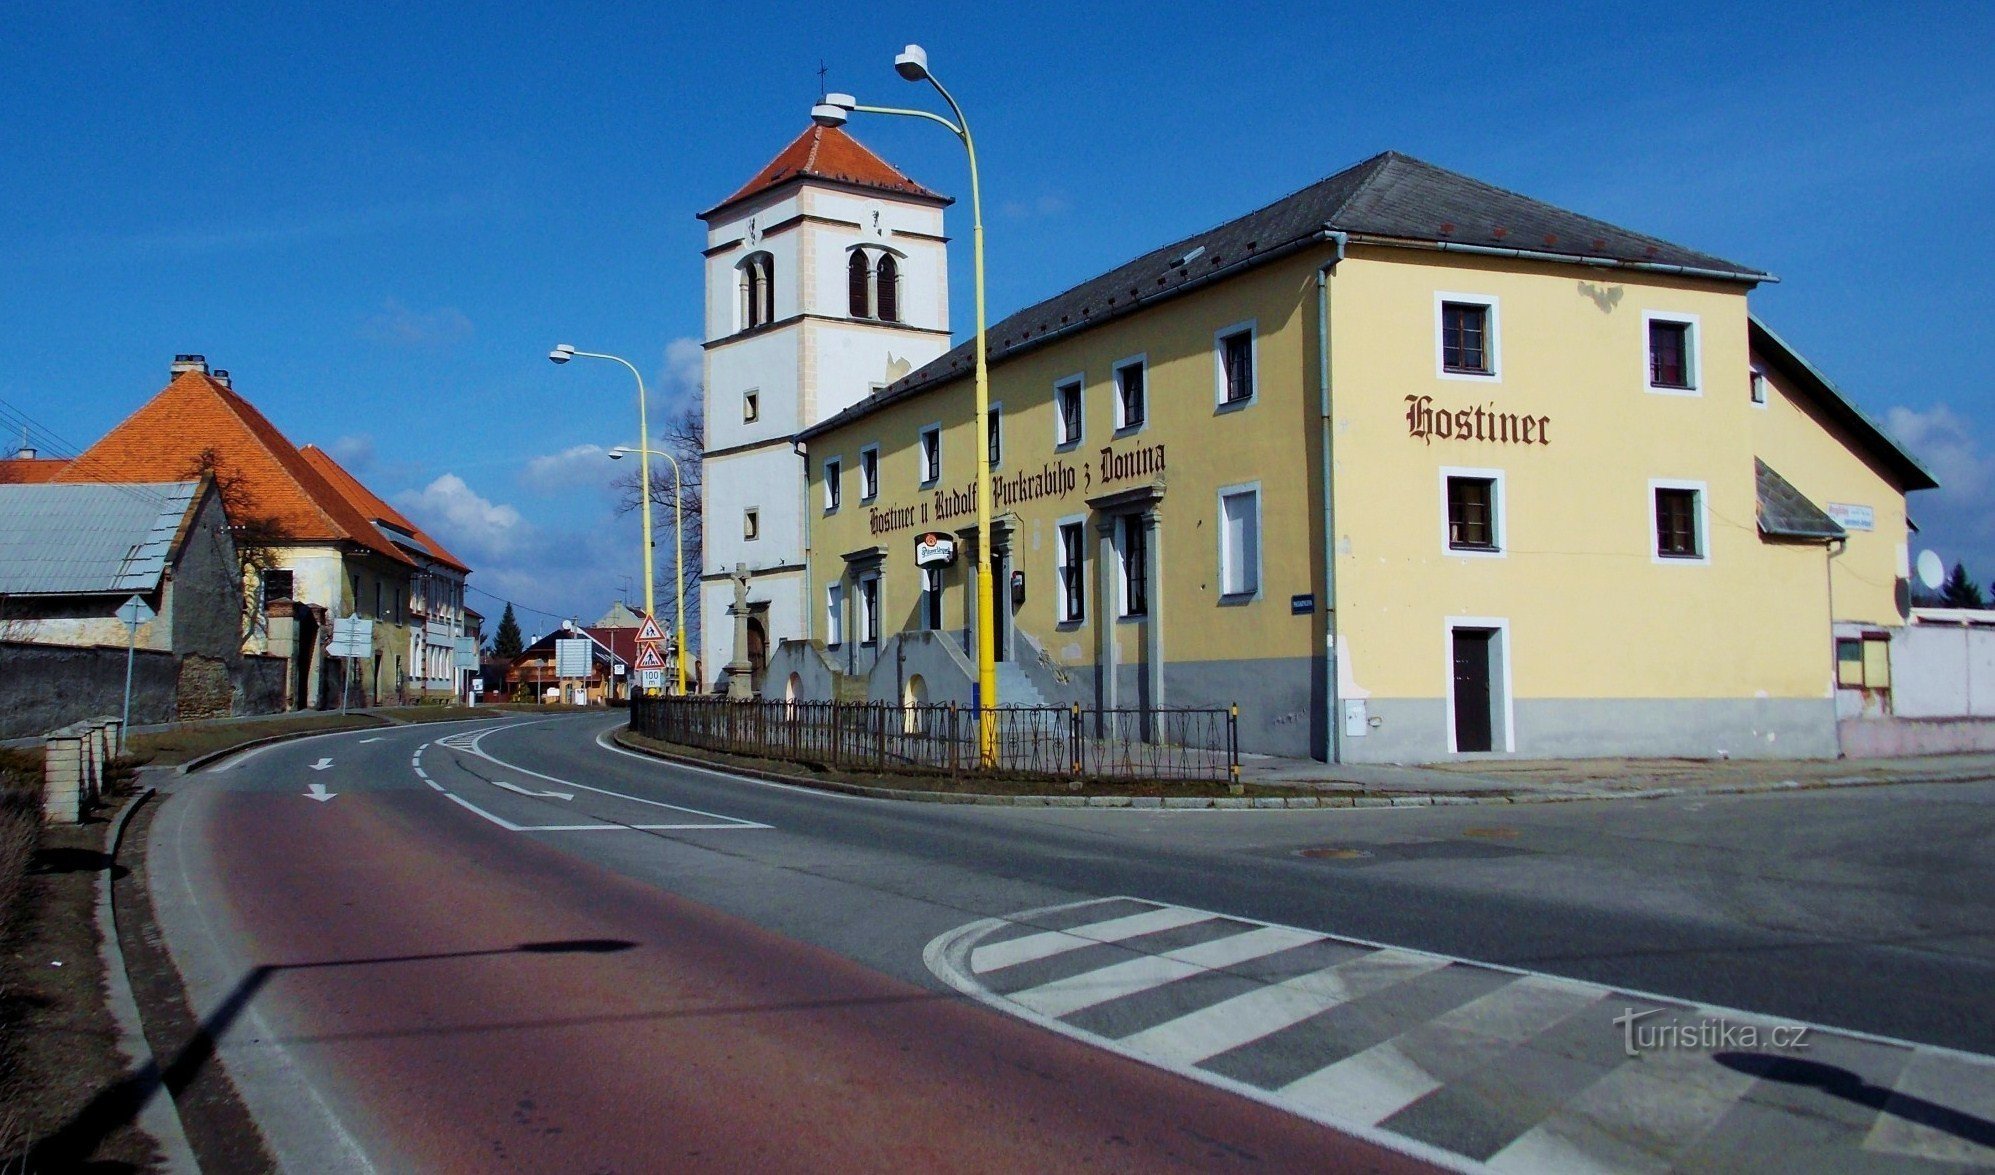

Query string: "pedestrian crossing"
[[925, 897, 1995, 1172]]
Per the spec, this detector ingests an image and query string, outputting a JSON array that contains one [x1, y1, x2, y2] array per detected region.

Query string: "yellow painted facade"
[[791, 238, 1924, 762]]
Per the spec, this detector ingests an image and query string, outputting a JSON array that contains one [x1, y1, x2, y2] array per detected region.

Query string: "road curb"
[[609, 730, 1994, 809], [99, 787, 201, 1174]]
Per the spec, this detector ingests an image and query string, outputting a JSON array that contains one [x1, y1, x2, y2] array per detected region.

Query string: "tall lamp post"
[[813, 44, 999, 765], [608, 444, 689, 696], [547, 344, 668, 694]]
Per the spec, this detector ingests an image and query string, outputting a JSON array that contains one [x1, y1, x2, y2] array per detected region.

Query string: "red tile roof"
[[703, 125, 947, 218], [0, 458, 68, 484], [299, 445, 469, 574], [54, 369, 413, 567]]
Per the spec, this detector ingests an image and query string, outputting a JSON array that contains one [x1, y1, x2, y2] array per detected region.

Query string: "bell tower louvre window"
[[848, 251, 870, 318], [742, 253, 775, 330], [876, 253, 899, 323]]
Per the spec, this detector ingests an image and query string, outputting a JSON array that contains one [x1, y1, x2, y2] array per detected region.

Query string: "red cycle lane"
[[182, 783, 1435, 1172]]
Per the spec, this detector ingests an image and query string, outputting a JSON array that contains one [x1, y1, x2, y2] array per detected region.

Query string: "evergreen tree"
[[1940, 561, 1988, 609], [493, 603, 525, 658]]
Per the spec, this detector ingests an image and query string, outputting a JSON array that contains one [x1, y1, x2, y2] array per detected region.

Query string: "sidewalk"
[[1241, 749, 1995, 804]]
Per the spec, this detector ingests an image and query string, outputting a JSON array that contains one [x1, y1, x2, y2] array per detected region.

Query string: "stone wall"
[[0, 641, 289, 739]]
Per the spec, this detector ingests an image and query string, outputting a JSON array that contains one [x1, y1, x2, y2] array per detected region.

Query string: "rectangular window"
[[743, 390, 760, 422], [1057, 521, 1085, 623], [1654, 487, 1701, 559], [1835, 638, 1864, 688], [826, 583, 844, 647], [1441, 302, 1491, 375], [1218, 487, 1260, 598], [1447, 477, 1498, 550], [919, 427, 941, 485], [987, 406, 1002, 466], [744, 509, 760, 541], [1120, 516, 1149, 618], [1114, 359, 1146, 431], [1650, 320, 1692, 388], [262, 569, 294, 602], [1750, 367, 1768, 406], [859, 576, 880, 645], [374, 582, 383, 618], [1217, 325, 1254, 405], [860, 447, 879, 501], [1056, 378, 1083, 447], [922, 566, 944, 630], [824, 458, 841, 511]]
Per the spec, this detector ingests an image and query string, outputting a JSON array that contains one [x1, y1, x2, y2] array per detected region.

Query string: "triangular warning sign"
[[635, 614, 665, 643], [635, 644, 666, 669]]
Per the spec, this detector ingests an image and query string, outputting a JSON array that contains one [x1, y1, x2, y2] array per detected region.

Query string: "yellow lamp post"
[[813, 44, 999, 764], [609, 443, 689, 696]]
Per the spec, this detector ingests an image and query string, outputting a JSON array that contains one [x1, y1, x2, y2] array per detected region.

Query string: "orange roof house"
[[299, 444, 468, 573], [701, 125, 949, 218]]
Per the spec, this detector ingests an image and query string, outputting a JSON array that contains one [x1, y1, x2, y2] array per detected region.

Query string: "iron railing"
[[629, 697, 1239, 784]]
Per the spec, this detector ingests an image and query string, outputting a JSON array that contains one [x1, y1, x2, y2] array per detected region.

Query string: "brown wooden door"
[[1452, 630, 1493, 753]]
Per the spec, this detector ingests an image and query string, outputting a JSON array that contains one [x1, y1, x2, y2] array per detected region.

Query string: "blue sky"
[[2, 2, 1990, 635]]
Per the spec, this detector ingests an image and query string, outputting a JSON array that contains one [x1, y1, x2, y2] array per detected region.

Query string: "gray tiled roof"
[[1755, 459, 1846, 541], [0, 481, 200, 595], [802, 150, 1767, 441]]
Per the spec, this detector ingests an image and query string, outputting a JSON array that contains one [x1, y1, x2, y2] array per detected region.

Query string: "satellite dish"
[[1916, 549, 1945, 591]]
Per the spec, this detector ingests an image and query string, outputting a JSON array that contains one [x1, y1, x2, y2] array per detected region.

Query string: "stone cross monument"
[[724, 563, 754, 700]]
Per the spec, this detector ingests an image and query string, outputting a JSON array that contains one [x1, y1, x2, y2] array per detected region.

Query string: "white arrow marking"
[[358, 737, 386, 744], [309, 757, 334, 771], [492, 780, 574, 802], [305, 783, 337, 802]]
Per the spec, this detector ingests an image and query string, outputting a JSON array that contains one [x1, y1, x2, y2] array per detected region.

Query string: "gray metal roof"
[[1748, 315, 1938, 492], [0, 481, 200, 596], [1755, 460, 1846, 541], [802, 151, 1769, 441]]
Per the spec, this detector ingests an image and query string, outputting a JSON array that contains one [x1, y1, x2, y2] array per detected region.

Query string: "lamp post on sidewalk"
[[812, 44, 1000, 765], [608, 444, 689, 697]]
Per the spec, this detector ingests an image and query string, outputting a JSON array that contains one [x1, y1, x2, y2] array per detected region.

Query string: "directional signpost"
[[116, 594, 155, 736], [329, 616, 373, 715]]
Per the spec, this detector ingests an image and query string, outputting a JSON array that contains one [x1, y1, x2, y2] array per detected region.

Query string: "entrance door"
[[746, 618, 768, 686], [991, 551, 1010, 662], [1451, 629, 1494, 753]]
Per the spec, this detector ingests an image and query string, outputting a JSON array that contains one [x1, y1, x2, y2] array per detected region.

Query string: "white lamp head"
[[810, 100, 850, 128], [894, 44, 930, 82], [607, 446, 629, 460], [548, 343, 575, 364]]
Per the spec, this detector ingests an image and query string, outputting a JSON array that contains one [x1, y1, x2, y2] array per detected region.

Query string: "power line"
[[466, 583, 574, 627]]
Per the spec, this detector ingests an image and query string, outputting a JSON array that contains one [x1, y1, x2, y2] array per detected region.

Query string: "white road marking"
[[448, 727, 768, 829], [303, 783, 336, 803], [1010, 925, 1325, 1018], [491, 780, 574, 801], [358, 737, 386, 744], [308, 758, 334, 771], [970, 906, 1215, 974], [209, 743, 271, 772]]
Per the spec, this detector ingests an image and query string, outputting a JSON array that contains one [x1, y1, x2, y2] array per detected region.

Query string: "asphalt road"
[[144, 713, 1995, 1170]]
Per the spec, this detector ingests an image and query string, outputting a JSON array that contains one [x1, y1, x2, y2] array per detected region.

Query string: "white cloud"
[[394, 474, 526, 561], [1885, 404, 1990, 501], [664, 336, 703, 393], [328, 433, 376, 472], [999, 192, 1072, 220], [360, 298, 474, 348], [520, 443, 616, 495]]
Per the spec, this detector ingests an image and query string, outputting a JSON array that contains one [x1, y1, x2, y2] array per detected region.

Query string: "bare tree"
[[180, 447, 291, 641], [612, 399, 704, 644]]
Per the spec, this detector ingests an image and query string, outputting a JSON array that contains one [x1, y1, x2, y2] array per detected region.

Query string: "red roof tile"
[[54, 370, 413, 567], [299, 445, 469, 574], [0, 457, 68, 484], [703, 125, 947, 218]]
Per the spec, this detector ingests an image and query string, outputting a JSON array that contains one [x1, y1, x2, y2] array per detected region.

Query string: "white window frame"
[[1213, 319, 1258, 410], [823, 457, 842, 512], [1643, 311, 1702, 396], [1649, 478, 1711, 565], [1443, 616, 1516, 754], [825, 581, 844, 648], [1054, 514, 1087, 624], [859, 444, 880, 502], [1054, 374, 1085, 449], [1215, 482, 1263, 602], [1749, 365, 1769, 409], [1438, 466, 1507, 559], [743, 389, 760, 423], [918, 424, 942, 487], [1435, 292, 1502, 383], [1112, 353, 1149, 434]]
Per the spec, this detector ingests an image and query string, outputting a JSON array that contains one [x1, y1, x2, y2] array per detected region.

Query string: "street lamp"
[[812, 44, 1000, 765], [548, 344, 667, 695], [608, 444, 689, 696]]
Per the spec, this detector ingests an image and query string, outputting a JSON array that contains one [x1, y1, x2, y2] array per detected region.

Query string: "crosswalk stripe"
[[969, 904, 1213, 974], [1282, 975, 1607, 1126], [1010, 925, 1326, 1019], [1117, 947, 1447, 1064]]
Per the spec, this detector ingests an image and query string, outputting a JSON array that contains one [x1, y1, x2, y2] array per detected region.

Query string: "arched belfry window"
[[875, 253, 899, 323], [848, 251, 870, 318], [741, 252, 775, 330]]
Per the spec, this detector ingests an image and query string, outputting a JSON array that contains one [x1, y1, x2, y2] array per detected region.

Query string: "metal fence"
[[629, 697, 1240, 784]]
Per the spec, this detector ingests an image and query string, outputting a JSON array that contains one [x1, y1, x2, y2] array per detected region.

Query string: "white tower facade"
[[698, 125, 952, 689]]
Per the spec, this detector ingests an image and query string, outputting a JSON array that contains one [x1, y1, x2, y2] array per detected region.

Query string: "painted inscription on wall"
[[1405, 395, 1550, 446], [869, 459, 1085, 536]]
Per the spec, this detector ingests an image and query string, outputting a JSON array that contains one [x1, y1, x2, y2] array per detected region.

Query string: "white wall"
[[1893, 616, 1995, 718]]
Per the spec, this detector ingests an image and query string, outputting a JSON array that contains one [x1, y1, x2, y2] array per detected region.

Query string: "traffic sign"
[[116, 595, 156, 626], [555, 637, 593, 679], [640, 669, 665, 690], [635, 644, 666, 670], [329, 615, 372, 659], [636, 614, 665, 643]]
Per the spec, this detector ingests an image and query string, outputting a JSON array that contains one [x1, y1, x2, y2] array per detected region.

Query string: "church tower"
[[697, 125, 952, 689]]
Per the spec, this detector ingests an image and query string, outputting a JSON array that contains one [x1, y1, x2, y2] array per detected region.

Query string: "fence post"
[[1070, 703, 1082, 777], [1228, 703, 1242, 794]]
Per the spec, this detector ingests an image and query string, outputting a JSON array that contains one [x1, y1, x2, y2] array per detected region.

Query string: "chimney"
[[212, 369, 232, 388], [170, 353, 209, 378], [13, 446, 34, 460]]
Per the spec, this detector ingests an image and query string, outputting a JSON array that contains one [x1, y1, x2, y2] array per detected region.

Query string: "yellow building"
[[771, 152, 1934, 762]]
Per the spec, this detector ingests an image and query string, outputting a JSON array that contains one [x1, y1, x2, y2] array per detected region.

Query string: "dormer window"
[[740, 252, 775, 330], [845, 248, 902, 324]]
